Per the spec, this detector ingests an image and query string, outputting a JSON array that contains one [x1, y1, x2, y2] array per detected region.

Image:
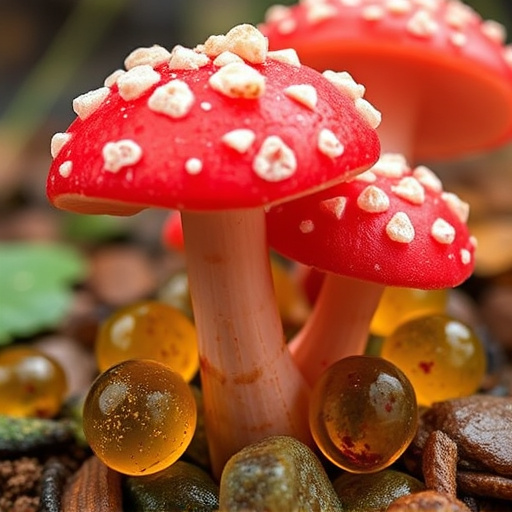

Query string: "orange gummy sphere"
[[83, 359, 197, 476], [0, 346, 67, 418], [95, 301, 199, 382], [370, 287, 447, 337], [310, 356, 417, 473], [381, 314, 486, 407]]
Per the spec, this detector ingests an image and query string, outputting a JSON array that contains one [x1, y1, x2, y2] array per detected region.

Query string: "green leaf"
[[0, 243, 87, 344]]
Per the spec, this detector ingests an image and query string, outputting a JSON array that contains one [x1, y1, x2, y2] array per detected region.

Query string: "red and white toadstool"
[[260, 0, 512, 161], [266, 153, 476, 386], [46, 24, 381, 476]]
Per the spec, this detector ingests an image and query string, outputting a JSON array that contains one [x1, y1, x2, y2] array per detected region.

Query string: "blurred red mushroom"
[[46, 24, 381, 475], [266, 153, 476, 385], [260, 0, 512, 161]]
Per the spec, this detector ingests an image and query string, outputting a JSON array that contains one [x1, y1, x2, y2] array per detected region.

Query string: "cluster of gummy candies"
[[0, 266, 487, 477]]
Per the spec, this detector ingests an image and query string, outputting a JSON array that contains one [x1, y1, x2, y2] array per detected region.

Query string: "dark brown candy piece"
[[457, 471, 512, 501], [423, 396, 512, 477], [386, 490, 471, 511], [422, 430, 458, 497], [61, 456, 123, 512]]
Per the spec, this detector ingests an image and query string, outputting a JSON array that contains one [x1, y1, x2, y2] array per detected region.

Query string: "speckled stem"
[[289, 274, 385, 387], [181, 208, 312, 478]]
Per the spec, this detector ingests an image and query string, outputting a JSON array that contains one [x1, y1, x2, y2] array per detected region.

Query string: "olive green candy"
[[219, 435, 343, 512], [0, 415, 75, 457], [124, 460, 219, 512], [333, 469, 425, 512]]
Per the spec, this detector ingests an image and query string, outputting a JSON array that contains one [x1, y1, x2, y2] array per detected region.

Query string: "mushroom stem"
[[181, 208, 312, 478], [288, 274, 385, 387], [369, 74, 420, 161]]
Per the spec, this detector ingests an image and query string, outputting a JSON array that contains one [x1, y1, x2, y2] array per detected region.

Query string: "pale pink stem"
[[289, 274, 385, 387], [181, 208, 312, 478]]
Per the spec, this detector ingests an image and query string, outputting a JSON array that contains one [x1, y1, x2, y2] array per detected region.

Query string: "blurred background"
[[1, 0, 512, 273]]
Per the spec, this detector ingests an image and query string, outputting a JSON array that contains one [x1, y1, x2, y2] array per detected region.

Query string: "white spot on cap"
[[264, 4, 291, 24], [50, 132, 72, 159], [413, 165, 443, 192], [354, 170, 377, 183], [103, 139, 142, 173], [373, 153, 408, 178], [450, 32, 467, 47], [322, 70, 365, 99], [253, 136, 297, 182], [148, 80, 195, 118], [222, 129, 256, 153], [481, 20, 507, 45], [58, 161, 73, 178], [277, 17, 298, 35], [357, 185, 390, 213], [200, 101, 212, 111], [391, 176, 425, 205], [203, 24, 268, 64], [209, 62, 265, 99], [267, 49, 301, 67], [299, 220, 315, 233], [306, 2, 338, 24], [470, 235, 478, 248], [185, 158, 203, 175], [117, 65, 161, 101], [104, 69, 126, 88], [386, 212, 415, 243], [124, 45, 171, 69], [168, 45, 210, 70], [284, 84, 318, 110], [362, 5, 385, 20], [355, 98, 381, 128], [442, 192, 470, 223], [407, 10, 439, 38], [460, 248, 472, 265], [213, 51, 244, 67], [444, 1, 476, 29], [431, 218, 456, 244], [320, 196, 347, 219], [386, 0, 412, 15], [317, 129, 345, 158], [72, 87, 110, 120]]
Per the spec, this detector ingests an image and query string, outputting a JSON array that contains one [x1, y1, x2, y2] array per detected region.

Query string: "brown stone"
[[387, 490, 471, 511], [422, 430, 458, 497], [88, 245, 158, 306], [422, 396, 512, 477], [457, 472, 512, 501]]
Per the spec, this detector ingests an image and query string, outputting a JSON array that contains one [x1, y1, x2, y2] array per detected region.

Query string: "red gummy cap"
[[260, 0, 512, 160], [47, 25, 381, 216], [266, 154, 476, 289]]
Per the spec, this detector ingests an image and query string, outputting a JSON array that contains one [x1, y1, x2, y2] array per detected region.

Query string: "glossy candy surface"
[[370, 287, 447, 338], [381, 314, 486, 407], [309, 356, 417, 473], [95, 301, 199, 382], [0, 346, 67, 418], [83, 359, 197, 476]]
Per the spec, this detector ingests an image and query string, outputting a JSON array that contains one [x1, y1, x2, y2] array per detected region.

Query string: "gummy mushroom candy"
[[260, 0, 512, 161], [46, 24, 381, 476], [266, 153, 476, 385]]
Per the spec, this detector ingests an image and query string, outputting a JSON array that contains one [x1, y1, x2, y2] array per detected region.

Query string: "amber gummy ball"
[[95, 301, 199, 382], [370, 287, 447, 337], [381, 314, 486, 407], [83, 359, 197, 476], [310, 356, 418, 473], [0, 346, 67, 418]]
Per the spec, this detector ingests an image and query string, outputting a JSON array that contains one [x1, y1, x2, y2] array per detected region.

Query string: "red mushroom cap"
[[47, 25, 381, 215], [260, 0, 512, 160], [266, 154, 476, 289]]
